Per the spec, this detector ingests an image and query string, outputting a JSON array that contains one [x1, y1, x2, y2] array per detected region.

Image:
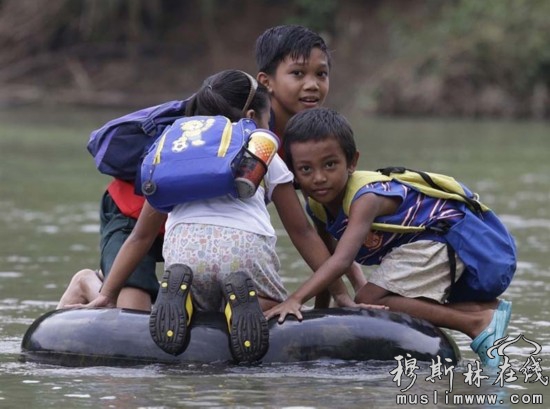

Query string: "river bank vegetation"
[[1, 0, 548, 118]]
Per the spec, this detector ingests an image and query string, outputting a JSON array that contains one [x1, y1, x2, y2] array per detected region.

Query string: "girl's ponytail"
[[185, 70, 268, 121]]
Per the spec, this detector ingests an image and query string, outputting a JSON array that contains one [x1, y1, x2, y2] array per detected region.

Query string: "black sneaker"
[[223, 271, 269, 363], [149, 264, 193, 355]]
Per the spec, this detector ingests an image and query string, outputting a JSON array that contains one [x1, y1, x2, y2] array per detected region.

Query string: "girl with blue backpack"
[[70, 70, 382, 363], [60, 24, 368, 313]]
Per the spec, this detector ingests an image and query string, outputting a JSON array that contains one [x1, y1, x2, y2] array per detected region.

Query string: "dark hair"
[[255, 25, 332, 75], [283, 108, 356, 172], [185, 70, 269, 122]]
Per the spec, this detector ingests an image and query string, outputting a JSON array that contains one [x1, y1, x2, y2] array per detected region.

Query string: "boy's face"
[[290, 137, 357, 211], [259, 47, 329, 121]]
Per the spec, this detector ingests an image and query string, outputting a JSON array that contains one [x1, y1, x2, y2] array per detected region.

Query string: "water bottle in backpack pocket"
[[234, 129, 280, 198]]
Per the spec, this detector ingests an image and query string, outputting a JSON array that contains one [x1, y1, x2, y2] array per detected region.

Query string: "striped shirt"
[[307, 180, 465, 265]]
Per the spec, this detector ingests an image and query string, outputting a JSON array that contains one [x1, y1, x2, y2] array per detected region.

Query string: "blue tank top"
[[307, 180, 465, 265]]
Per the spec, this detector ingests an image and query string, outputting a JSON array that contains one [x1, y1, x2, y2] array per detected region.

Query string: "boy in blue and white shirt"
[[266, 107, 516, 368]]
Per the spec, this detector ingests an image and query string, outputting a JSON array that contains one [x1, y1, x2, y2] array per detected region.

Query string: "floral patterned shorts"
[[163, 223, 287, 311]]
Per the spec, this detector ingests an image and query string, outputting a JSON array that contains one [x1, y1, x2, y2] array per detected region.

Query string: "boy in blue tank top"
[[265, 107, 516, 368]]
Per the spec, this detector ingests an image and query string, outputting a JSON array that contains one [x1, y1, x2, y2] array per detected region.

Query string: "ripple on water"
[[0, 272, 23, 278], [0, 339, 23, 355], [79, 224, 99, 234]]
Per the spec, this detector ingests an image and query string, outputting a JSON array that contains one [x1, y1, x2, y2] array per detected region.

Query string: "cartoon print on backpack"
[[140, 115, 279, 212], [173, 118, 214, 151]]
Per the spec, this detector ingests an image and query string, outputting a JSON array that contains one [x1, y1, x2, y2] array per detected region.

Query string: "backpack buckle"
[[141, 118, 157, 136], [377, 166, 406, 176], [428, 220, 451, 234]]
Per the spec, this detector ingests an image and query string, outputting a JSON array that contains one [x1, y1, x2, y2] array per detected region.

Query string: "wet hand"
[[264, 298, 303, 323]]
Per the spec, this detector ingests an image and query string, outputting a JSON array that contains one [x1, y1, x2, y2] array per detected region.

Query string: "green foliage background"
[[0, 0, 548, 118], [394, 0, 550, 96]]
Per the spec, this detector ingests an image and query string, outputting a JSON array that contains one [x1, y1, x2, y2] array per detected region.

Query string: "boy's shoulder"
[[306, 171, 388, 224], [347, 171, 391, 188]]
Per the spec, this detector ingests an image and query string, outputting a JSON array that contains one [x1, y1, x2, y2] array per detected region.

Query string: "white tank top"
[[165, 154, 293, 238]]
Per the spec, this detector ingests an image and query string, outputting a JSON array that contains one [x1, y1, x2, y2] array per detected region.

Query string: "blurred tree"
[[0, 0, 548, 117], [283, 0, 338, 34], [372, 0, 550, 117]]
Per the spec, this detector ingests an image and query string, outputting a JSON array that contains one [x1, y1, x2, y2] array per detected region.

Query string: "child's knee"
[[71, 269, 97, 288], [57, 268, 100, 309]]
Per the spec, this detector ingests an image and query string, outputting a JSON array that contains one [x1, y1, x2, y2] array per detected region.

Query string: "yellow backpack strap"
[[370, 223, 425, 233], [342, 171, 392, 215], [307, 168, 486, 235], [307, 171, 392, 224], [307, 197, 327, 223], [378, 167, 489, 213], [345, 171, 426, 233], [216, 117, 233, 157], [307, 172, 425, 233]]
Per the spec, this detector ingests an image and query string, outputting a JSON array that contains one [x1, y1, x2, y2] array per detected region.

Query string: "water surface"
[[1, 107, 549, 408]]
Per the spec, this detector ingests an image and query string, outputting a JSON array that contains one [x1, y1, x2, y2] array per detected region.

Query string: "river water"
[[0, 107, 549, 408]]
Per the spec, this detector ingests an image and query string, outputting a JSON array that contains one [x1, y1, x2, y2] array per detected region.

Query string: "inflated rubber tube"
[[20, 307, 460, 367]]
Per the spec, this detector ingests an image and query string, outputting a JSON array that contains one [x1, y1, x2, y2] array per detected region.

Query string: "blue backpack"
[[140, 115, 257, 212], [87, 100, 188, 181], [308, 168, 517, 303]]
